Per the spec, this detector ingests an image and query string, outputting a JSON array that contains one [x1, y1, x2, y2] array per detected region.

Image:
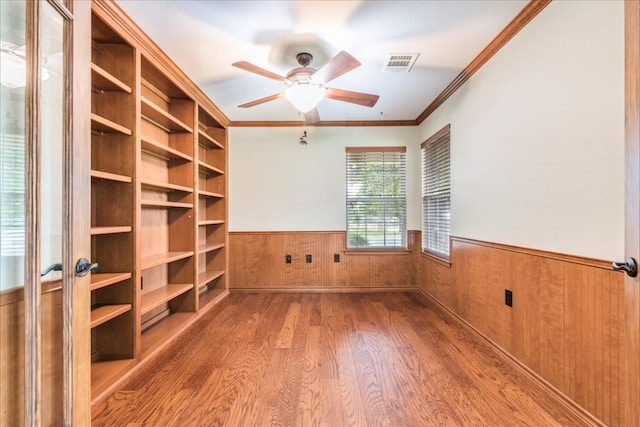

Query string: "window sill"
[[345, 248, 410, 256], [421, 251, 451, 268]]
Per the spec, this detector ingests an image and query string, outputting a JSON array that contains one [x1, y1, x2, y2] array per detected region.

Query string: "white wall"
[[228, 1, 624, 261], [229, 126, 420, 231], [418, 0, 625, 261]]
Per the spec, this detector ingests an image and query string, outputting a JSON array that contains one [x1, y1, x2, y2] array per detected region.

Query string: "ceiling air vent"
[[382, 53, 419, 72]]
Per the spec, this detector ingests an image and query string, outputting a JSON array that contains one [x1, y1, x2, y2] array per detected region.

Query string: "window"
[[0, 132, 25, 257], [346, 147, 406, 249], [422, 125, 450, 258]]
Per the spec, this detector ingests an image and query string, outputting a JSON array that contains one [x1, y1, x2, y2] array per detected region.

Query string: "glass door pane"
[[0, 1, 27, 425], [40, 1, 65, 424]]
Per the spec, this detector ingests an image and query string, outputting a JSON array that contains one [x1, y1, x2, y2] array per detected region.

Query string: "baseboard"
[[414, 288, 605, 427], [229, 286, 417, 293]]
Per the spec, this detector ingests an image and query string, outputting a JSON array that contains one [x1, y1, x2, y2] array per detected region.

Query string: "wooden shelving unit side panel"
[[140, 260, 195, 328], [140, 163, 193, 206], [92, 91, 134, 137], [91, 178, 134, 228], [200, 246, 226, 273], [198, 195, 226, 221], [198, 170, 225, 197], [91, 94, 135, 180], [91, 274, 134, 306], [198, 126, 226, 172], [140, 152, 194, 194], [141, 58, 195, 135], [139, 118, 192, 157], [197, 249, 227, 309], [91, 310, 135, 360], [91, 12, 135, 86], [198, 221, 226, 248], [140, 283, 192, 316]]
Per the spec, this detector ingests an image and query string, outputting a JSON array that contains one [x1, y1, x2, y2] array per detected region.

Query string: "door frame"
[[66, 0, 91, 424], [624, 0, 640, 426]]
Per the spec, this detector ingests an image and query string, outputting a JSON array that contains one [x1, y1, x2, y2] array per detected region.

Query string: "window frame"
[[345, 146, 407, 251], [421, 124, 451, 263]]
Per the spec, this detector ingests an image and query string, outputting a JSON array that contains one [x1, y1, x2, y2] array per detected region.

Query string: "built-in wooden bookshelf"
[[89, 10, 137, 397], [139, 55, 197, 351], [89, 2, 228, 403], [196, 106, 227, 308]]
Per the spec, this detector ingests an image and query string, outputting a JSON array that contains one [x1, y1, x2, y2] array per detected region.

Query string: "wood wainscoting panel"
[[1, 290, 64, 426], [564, 263, 625, 427], [0, 298, 25, 426], [229, 231, 416, 290], [510, 251, 565, 391], [417, 234, 626, 426], [452, 239, 566, 388], [415, 247, 456, 311]]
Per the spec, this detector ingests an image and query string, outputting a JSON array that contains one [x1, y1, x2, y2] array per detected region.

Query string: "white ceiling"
[[115, 0, 528, 124]]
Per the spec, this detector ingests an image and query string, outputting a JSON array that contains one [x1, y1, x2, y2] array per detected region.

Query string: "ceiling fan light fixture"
[[0, 49, 50, 89], [284, 80, 325, 113]]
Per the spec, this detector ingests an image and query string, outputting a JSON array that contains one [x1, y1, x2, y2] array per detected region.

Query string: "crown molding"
[[228, 119, 418, 128], [415, 0, 552, 125]]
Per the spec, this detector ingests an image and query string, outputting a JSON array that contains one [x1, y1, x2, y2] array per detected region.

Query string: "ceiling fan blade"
[[304, 108, 320, 124], [325, 88, 379, 108], [238, 93, 283, 108], [232, 61, 288, 82], [312, 51, 361, 85]]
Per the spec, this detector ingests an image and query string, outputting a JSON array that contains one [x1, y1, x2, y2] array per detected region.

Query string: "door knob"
[[41, 263, 62, 277], [75, 258, 98, 277], [612, 257, 638, 277]]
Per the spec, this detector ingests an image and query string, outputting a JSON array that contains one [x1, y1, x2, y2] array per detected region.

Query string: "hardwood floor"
[[92, 292, 594, 426]]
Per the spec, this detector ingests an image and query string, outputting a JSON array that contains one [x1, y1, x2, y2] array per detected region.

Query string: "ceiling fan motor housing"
[[296, 52, 313, 67]]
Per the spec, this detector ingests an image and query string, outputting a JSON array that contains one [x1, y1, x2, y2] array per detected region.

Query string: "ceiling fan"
[[232, 51, 379, 123]]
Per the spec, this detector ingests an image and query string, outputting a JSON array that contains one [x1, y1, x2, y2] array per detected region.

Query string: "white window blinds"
[[422, 125, 450, 258], [346, 147, 407, 249], [0, 132, 25, 256]]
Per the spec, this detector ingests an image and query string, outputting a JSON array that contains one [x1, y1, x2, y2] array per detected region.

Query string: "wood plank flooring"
[[92, 292, 594, 426]]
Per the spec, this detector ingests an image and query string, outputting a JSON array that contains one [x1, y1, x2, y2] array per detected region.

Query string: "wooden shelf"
[[141, 200, 193, 209], [198, 190, 224, 198], [198, 270, 224, 287], [140, 284, 192, 315], [90, 272, 132, 291], [91, 113, 132, 136], [91, 359, 136, 405], [198, 287, 228, 310], [91, 169, 132, 183], [141, 136, 193, 162], [141, 96, 193, 133], [91, 62, 132, 93], [198, 130, 224, 149], [198, 160, 224, 175], [91, 226, 132, 235], [198, 219, 225, 226], [141, 251, 194, 270], [140, 312, 194, 360], [198, 243, 224, 254], [91, 304, 132, 329], [141, 178, 193, 193]]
